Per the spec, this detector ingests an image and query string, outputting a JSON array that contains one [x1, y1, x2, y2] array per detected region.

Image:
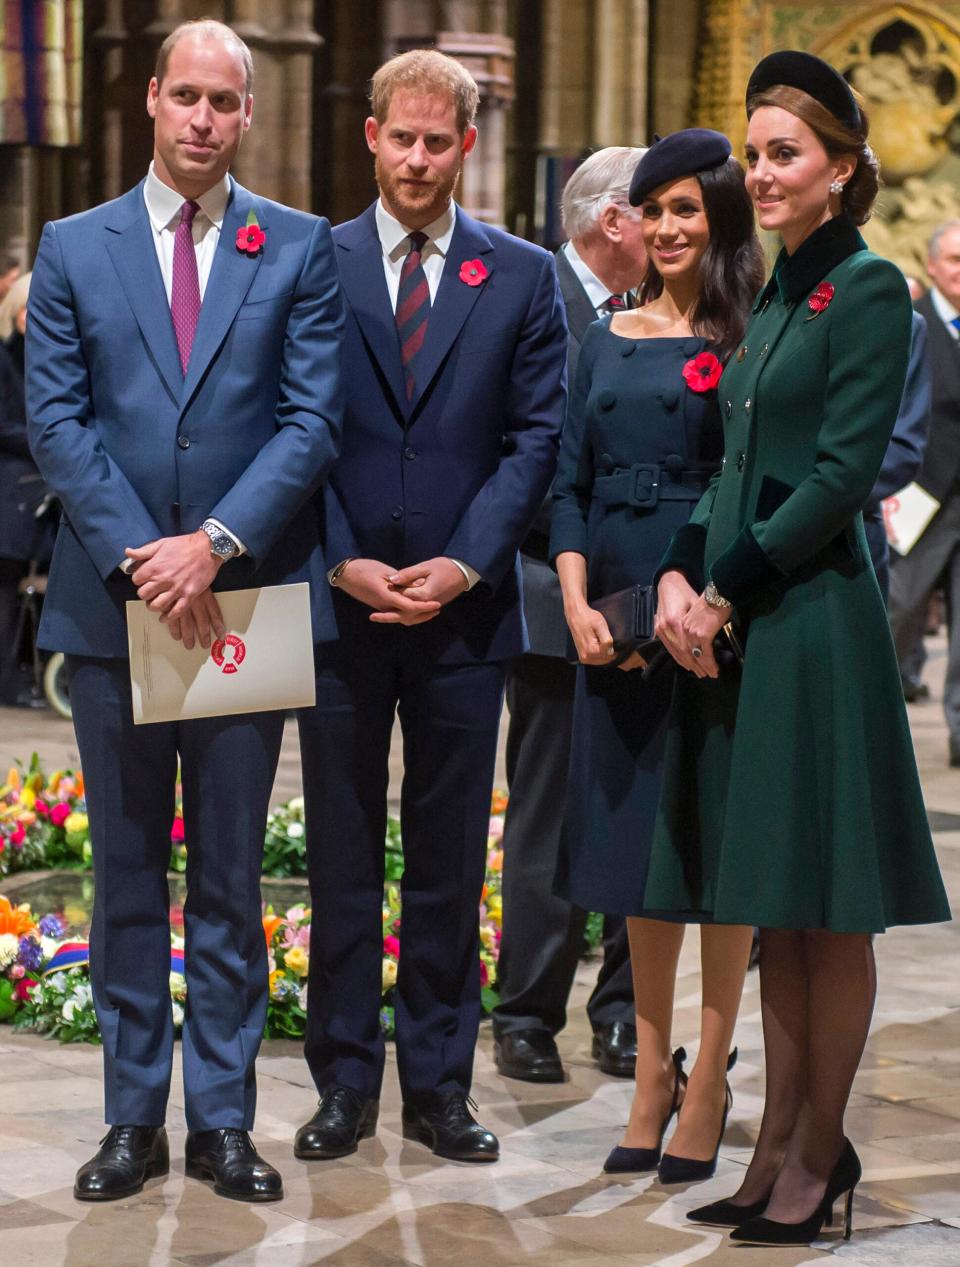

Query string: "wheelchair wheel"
[[43, 653, 72, 720]]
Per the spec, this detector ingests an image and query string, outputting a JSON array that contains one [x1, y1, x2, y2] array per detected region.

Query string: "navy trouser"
[[297, 638, 505, 1102], [67, 655, 284, 1130]]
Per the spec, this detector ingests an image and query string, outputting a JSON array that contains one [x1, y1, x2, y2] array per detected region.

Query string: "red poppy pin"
[[682, 351, 723, 394], [806, 281, 835, 317], [236, 210, 265, 257], [459, 258, 488, 287]]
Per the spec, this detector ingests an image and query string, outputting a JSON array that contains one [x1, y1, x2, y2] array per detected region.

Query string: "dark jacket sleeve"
[[548, 322, 600, 563], [864, 309, 931, 512]]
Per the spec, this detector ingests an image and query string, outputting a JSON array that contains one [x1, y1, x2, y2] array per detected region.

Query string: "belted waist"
[[593, 463, 712, 509]]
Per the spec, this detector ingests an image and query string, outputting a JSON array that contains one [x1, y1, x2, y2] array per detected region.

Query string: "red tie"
[[396, 231, 431, 400], [171, 200, 201, 375]]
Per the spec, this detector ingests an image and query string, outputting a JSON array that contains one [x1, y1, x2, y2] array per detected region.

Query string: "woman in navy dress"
[[550, 132, 765, 1179]]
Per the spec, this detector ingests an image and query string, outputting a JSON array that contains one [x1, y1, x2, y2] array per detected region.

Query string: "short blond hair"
[[155, 20, 254, 98], [370, 49, 479, 135]]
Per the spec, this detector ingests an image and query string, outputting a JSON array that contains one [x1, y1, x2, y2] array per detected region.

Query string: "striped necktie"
[[171, 200, 201, 375], [396, 230, 431, 401]]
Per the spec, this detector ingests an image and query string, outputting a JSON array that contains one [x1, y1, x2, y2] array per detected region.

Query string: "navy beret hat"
[[746, 50, 861, 132], [628, 129, 733, 206]]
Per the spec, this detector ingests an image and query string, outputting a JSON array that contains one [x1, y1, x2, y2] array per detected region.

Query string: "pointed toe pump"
[[730, 1138, 862, 1247], [658, 1047, 738, 1184], [603, 1047, 686, 1174]]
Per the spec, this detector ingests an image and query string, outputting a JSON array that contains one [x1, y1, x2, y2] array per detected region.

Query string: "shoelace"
[[439, 1092, 480, 1124], [100, 1125, 149, 1149]]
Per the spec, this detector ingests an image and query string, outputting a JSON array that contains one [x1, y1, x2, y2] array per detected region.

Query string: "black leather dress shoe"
[[402, 1092, 499, 1162], [592, 1021, 637, 1078], [185, 1129, 283, 1201], [493, 1029, 564, 1083], [74, 1125, 169, 1201], [294, 1087, 379, 1159]]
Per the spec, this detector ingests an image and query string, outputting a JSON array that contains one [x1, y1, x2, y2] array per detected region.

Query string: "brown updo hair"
[[746, 84, 880, 225]]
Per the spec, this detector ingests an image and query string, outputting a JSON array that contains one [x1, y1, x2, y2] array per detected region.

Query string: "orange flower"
[[6, 767, 20, 792], [488, 850, 503, 873], [0, 895, 37, 938], [262, 914, 284, 948], [74, 772, 85, 799], [490, 790, 508, 816]]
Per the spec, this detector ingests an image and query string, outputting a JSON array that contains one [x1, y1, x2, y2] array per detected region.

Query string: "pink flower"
[[383, 935, 401, 959], [11, 821, 25, 845], [10, 964, 25, 980], [14, 977, 37, 1001], [479, 961, 489, 986], [35, 799, 49, 817], [50, 803, 70, 828], [682, 352, 723, 394], [459, 258, 488, 287], [170, 816, 185, 843]]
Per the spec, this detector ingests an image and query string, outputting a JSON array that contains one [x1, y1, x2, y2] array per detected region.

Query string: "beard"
[[375, 151, 461, 224]]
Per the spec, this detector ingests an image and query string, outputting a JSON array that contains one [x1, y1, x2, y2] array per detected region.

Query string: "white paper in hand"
[[882, 482, 941, 556], [127, 583, 315, 724]]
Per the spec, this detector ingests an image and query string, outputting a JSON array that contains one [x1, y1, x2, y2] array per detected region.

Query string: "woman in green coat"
[[650, 51, 950, 1248]]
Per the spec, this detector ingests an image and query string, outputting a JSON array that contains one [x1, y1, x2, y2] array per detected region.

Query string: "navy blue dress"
[[548, 319, 723, 915]]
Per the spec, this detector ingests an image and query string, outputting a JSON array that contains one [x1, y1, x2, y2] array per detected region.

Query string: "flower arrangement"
[[4, 805, 507, 1045]]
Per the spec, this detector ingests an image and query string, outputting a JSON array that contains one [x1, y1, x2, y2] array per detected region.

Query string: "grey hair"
[[561, 146, 649, 241], [929, 219, 960, 259]]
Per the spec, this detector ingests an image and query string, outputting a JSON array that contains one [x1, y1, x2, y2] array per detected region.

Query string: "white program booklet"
[[882, 482, 941, 556], [127, 583, 315, 724]]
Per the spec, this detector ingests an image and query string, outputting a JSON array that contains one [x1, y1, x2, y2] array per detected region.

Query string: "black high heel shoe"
[[687, 1189, 772, 1227], [657, 1047, 737, 1184], [603, 1047, 686, 1174], [730, 1138, 862, 1246]]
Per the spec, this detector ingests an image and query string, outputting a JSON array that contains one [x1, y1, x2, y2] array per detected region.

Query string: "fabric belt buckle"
[[630, 463, 660, 509]]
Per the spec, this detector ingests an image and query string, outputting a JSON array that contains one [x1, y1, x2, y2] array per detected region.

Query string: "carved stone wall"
[[694, 1, 960, 278]]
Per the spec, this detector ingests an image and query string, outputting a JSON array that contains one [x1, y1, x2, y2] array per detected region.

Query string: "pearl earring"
[[830, 179, 844, 195]]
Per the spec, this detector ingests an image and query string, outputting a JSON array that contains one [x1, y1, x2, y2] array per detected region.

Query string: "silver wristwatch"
[[201, 520, 238, 561], [704, 581, 732, 610]]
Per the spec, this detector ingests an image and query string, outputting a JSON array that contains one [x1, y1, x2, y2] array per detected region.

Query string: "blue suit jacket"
[[26, 177, 344, 657], [323, 202, 567, 664]]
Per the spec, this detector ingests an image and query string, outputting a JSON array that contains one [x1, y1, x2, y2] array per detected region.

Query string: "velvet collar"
[[753, 214, 866, 312]]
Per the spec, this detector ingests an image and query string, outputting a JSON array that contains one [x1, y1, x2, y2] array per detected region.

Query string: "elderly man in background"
[[889, 220, 960, 762], [492, 146, 648, 1085]]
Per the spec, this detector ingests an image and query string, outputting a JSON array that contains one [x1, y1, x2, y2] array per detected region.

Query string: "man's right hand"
[[336, 559, 442, 626]]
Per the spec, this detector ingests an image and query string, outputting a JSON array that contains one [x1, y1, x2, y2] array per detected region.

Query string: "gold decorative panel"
[[694, 3, 960, 278]]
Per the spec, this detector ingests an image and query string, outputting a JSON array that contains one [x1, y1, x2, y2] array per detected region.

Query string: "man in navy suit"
[[26, 20, 343, 1202], [295, 49, 567, 1164]]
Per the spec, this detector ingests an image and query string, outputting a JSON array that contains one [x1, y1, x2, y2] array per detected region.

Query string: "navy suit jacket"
[[323, 202, 567, 664], [26, 177, 344, 657]]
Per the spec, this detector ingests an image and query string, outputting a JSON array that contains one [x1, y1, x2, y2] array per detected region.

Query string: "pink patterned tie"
[[171, 200, 201, 375]]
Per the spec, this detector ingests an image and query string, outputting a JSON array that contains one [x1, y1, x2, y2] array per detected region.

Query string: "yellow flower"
[[269, 969, 286, 997], [64, 812, 89, 835], [382, 959, 397, 990], [284, 946, 309, 978], [18, 787, 36, 809], [486, 895, 502, 923], [480, 925, 496, 951]]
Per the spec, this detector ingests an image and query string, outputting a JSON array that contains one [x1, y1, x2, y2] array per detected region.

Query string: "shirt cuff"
[[206, 518, 247, 556], [119, 559, 134, 576], [450, 558, 481, 590]]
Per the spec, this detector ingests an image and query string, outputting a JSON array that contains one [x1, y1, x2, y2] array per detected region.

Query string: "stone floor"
[[1, 643, 959, 1265]]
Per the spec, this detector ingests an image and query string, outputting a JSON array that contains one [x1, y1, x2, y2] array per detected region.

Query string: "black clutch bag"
[[591, 584, 656, 665]]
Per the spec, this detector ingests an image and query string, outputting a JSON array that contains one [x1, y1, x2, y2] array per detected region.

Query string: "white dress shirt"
[[328, 199, 478, 591], [128, 164, 244, 564], [930, 285, 960, 342], [563, 239, 621, 315]]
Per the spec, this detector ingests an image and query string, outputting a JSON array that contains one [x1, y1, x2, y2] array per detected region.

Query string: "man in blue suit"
[[295, 49, 567, 1164], [26, 20, 343, 1202]]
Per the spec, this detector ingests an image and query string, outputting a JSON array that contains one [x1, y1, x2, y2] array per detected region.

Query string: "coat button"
[[391, 506, 404, 521], [177, 435, 190, 449], [725, 400, 732, 418], [759, 342, 769, 357], [737, 452, 746, 471], [745, 397, 752, 411], [597, 389, 617, 411], [404, 447, 417, 460]]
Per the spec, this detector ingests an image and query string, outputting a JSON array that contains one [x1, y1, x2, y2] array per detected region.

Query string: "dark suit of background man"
[[492, 147, 648, 1086], [889, 219, 960, 764], [26, 21, 343, 1203], [295, 49, 567, 1165]]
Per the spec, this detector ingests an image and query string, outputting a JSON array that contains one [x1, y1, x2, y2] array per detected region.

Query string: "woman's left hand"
[[679, 598, 729, 680]]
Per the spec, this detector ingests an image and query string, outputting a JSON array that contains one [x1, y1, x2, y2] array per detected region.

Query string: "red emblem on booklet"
[[211, 634, 247, 675], [459, 258, 488, 286], [807, 282, 835, 314], [682, 351, 723, 394]]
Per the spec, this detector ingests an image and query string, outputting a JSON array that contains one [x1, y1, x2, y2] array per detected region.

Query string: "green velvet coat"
[[645, 216, 951, 933]]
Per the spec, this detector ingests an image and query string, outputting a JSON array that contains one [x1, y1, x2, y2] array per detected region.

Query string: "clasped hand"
[[336, 557, 468, 625], [655, 570, 728, 680], [125, 531, 226, 650]]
